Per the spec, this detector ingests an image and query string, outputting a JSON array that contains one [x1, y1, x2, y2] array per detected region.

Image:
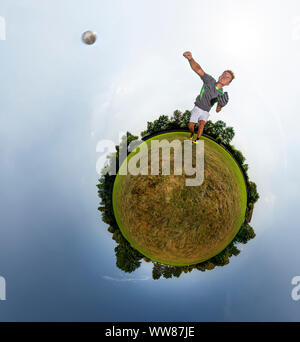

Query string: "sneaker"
[[192, 138, 200, 144]]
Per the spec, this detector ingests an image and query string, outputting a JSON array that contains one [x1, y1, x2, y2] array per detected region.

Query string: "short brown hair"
[[224, 69, 235, 82]]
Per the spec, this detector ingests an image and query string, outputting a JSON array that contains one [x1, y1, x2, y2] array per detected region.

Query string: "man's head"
[[218, 70, 235, 86]]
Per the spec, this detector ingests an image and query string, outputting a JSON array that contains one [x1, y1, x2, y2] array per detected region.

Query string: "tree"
[[115, 243, 143, 273], [205, 262, 216, 270], [97, 173, 116, 226], [214, 120, 227, 137], [231, 147, 246, 165], [172, 267, 183, 278], [181, 110, 192, 127], [221, 126, 235, 145], [118, 131, 139, 162], [203, 120, 215, 137], [247, 181, 259, 204], [112, 229, 126, 244], [169, 110, 183, 128], [195, 262, 207, 272], [107, 226, 116, 234], [162, 267, 174, 279], [152, 262, 164, 280], [233, 223, 256, 244], [242, 164, 249, 172], [211, 249, 230, 266], [153, 115, 171, 132]]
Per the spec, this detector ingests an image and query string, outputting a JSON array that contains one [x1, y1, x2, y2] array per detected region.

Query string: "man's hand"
[[217, 92, 229, 108], [183, 51, 193, 60], [216, 105, 222, 113], [183, 51, 204, 77]]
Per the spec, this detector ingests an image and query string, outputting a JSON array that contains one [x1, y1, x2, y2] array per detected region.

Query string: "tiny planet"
[[112, 132, 248, 266], [82, 30, 97, 45]]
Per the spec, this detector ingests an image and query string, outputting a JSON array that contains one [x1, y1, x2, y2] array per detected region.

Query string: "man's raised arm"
[[183, 51, 205, 77]]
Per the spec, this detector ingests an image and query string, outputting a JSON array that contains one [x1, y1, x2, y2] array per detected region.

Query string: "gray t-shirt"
[[194, 72, 225, 112]]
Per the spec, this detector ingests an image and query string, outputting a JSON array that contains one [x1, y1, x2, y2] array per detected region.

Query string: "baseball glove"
[[217, 92, 229, 107]]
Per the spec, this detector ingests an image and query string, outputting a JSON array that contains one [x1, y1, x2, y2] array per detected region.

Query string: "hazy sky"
[[1, 0, 300, 321]]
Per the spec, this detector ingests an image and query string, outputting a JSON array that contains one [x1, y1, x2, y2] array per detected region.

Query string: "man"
[[183, 51, 235, 143]]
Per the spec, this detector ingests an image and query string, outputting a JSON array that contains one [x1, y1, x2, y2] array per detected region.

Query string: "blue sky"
[[1, 0, 300, 321]]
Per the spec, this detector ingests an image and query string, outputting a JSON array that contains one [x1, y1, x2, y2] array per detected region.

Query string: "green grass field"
[[112, 132, 247, 266]]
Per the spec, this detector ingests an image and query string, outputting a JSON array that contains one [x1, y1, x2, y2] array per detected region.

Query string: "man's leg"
[[188, 106, 200, 139], [188, 122, 195, 138], [197, 120, 206, 138], [192, 120, 206, 143]]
